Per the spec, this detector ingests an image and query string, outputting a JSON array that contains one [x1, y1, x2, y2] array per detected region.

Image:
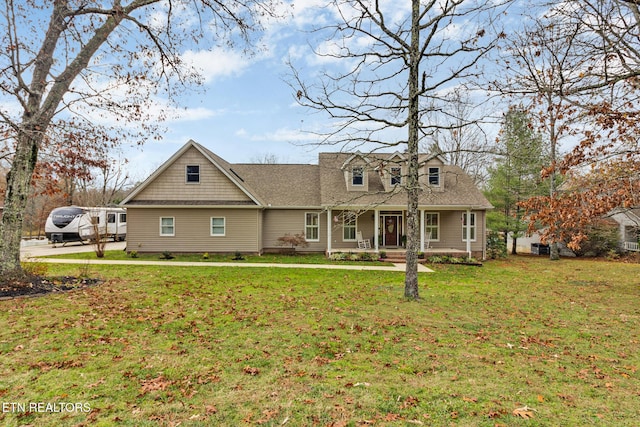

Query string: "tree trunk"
[[0, 130, 41, 280], [404, 0, 420, 300], [511, 235, 517, 255]]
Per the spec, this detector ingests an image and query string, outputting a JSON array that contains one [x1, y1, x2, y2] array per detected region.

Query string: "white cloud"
[[180, 48, 252, 83]]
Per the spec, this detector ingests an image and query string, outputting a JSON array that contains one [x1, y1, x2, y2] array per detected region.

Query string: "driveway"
[[20, 240, 127, 259]]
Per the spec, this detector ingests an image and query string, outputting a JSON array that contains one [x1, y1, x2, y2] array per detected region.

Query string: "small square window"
[[186, 165, 200, 183], [211, 217, 225, 236], [160, 217, 175, 236]]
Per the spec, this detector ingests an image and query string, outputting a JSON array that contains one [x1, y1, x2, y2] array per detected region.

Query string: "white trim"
[[305, 212, 320, 242], [343, 212, 357, 241], [424, 212, 440, 242], [185, 164, 201, 184], [462, 211, 476, 242], [210, 217, 226, 236], [160, 217, 175, 236], [428, 166, 441, 186]]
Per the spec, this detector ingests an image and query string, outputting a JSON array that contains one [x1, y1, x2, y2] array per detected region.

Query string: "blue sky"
[[119, 0, 521, 181]]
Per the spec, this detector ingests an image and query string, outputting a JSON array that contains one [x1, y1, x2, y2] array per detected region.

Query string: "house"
[[121, 140, 493, 258], [609, 208, 640, 252]]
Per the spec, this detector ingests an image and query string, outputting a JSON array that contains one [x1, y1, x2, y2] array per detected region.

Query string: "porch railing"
[[623, 241, 640, 252]]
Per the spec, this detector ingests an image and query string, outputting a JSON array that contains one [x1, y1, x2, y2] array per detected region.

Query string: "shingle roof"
[[318, 152, 492, 209], [124, 140, 492, 210]]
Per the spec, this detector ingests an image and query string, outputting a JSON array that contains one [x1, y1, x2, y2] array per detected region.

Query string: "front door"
[[384, 216, 398, 246]]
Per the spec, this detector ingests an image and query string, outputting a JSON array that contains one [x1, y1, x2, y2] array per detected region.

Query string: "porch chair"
[[425, 231, 432, 249], [357, 231, 371, 249]]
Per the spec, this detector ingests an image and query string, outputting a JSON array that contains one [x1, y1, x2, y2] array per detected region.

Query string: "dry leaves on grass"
[[512, 405, 536, 419]]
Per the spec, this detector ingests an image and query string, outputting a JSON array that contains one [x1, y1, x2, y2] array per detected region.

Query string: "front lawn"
[[0, 256, 638, 426]]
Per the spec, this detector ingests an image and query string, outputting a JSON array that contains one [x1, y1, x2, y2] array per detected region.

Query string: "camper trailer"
[[45, 206, 127, 244]]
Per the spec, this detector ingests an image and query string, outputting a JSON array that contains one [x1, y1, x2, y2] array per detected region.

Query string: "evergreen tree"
[[485, 107, 549, 254]]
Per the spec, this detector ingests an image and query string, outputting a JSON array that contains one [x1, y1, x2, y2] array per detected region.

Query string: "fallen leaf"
[[512, 406, 535, 419]]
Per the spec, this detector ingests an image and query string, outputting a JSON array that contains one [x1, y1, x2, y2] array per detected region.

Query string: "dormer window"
[[352, 166, 364, 186], [428, 167, 440, 186], [186, 165, 200, 183], [390, 167, 402, 186]]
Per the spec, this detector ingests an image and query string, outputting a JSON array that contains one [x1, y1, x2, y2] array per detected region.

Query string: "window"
[[107, 213, 116, 224], [390, 167, 402, 186], [425, 212, 439, 241], [119, 213, 127, 223], [160, 217, 175, 236], [186, 165, 200, 183], [428, 167, 440, 186], [305, 213, 320, 242], [462, 212, 476, 242], [343, 212, 357, 241], [210, 217, 225, 236], [352, 166, 364, 186]]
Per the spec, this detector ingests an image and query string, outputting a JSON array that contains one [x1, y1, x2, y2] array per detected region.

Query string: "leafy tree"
[[495, 11, 590, 259], [485, 106, 548, 254], [290, 0, 508, 299], [0, 0, 277, 281], [512, 1, 640, 252]]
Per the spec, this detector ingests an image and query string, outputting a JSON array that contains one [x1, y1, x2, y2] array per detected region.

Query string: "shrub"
[[276, 232, 309, 250], [379, 251, 387, 259], [160, 251, 174, 260], [329, 252, 347, 261], [202, 252, 209, 260], [486, 231, 507, 259], [571, 220, 620, 257], [232, 251, 245, 261], [128, 250, 139, 259], [359, 252, 374, 261]]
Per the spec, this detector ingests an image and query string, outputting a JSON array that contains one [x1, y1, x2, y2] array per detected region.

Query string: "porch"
[[325, 207, 483, 258], [623, 241, 639, 252]]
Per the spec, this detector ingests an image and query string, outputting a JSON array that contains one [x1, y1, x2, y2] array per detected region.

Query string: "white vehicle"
[[45, 206, 127, 244]]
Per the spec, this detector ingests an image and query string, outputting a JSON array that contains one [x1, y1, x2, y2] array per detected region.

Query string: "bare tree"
[[0, 0, 278, 280], [290, 0, 508, 299], [424, 87, 496, 187]]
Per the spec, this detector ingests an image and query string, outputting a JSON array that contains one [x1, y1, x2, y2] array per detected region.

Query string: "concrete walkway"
[[20, 241, 433, 273]]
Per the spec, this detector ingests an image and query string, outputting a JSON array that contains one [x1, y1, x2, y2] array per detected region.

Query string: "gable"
[[126, 145, 255, 205]]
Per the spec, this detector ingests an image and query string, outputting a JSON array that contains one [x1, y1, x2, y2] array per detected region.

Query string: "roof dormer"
[[342, 152, 371, 192], [422, 154, 446, 192], [377, 151, 406, 192]]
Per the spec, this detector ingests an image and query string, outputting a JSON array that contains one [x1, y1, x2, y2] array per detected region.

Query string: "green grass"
[[0, 256, 639, 426]]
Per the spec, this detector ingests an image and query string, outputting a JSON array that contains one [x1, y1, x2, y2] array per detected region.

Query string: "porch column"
[[327, 208, 332, 255], [420, 209, 425, 252], [374, 208, 380, 252], [466, 208, 472, 258]]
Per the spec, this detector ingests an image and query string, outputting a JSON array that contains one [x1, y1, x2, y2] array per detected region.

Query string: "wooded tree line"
[[1, 1, 639, 299]]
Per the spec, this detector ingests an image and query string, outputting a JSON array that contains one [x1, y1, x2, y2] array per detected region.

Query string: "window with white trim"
[[352, 166, 364, 186], [425, 212, 439, 241], [160, 217, 175, 236], [210, 217, 225, 236], [186, 165, 200, 183], [428, 167, 440, 186], [305, 212, 320, 242], [390, 167, 402, 186], [343, 212, 357, 241], [462, 212, 476, 242]]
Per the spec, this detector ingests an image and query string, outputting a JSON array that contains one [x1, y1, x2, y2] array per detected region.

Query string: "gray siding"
[[262, 209, 327, 252], [126, 207, 260, 253]]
